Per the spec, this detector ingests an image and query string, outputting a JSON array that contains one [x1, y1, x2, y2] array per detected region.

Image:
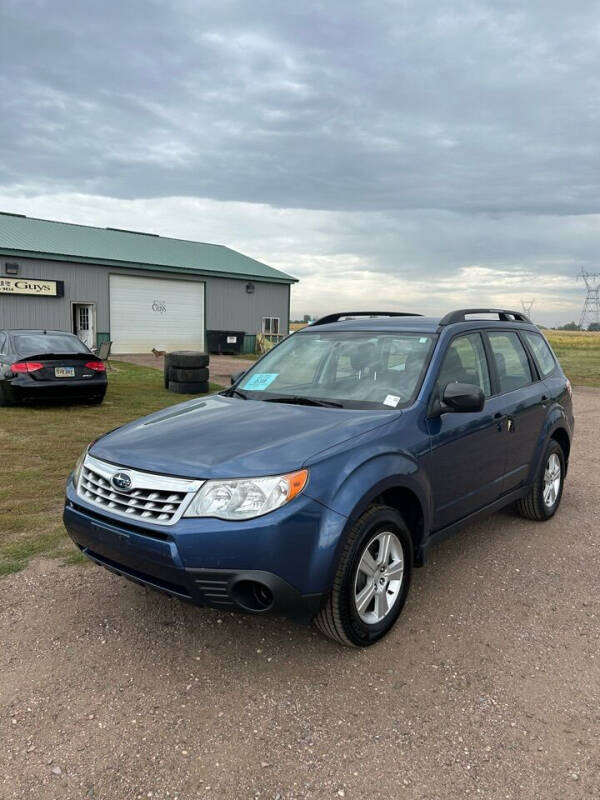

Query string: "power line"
[[577, 268, 600, 329], [521, 299, 535, 320]]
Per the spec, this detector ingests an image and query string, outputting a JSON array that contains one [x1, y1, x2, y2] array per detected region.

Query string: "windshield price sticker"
[[242, 373, 278, 391], [383, 394, 401, 408]]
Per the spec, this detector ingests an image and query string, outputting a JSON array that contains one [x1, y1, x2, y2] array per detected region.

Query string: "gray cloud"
[[2, 0, 600, 213], [1, 0, 600, 323]]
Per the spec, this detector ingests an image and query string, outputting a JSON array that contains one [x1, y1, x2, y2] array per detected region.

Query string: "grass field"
[[545, 329, 600, 387], [0, 362, 222, 576]]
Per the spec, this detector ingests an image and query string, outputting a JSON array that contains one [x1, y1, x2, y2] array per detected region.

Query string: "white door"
[[74, 304, 95, 350], [109, 275, 205, 354]]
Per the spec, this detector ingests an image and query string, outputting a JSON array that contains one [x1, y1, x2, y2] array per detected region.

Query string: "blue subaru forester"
[[63, 309, 574, 646]]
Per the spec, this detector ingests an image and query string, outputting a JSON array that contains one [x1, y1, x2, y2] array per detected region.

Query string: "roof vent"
[[105, 226, 159, 237]]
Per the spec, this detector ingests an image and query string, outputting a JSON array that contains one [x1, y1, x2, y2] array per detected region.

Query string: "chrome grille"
[[77, 454, 203, 526]]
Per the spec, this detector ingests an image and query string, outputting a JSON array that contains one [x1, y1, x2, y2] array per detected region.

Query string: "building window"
[[78, 306, 90, 331], [262, 317, 280, 335]]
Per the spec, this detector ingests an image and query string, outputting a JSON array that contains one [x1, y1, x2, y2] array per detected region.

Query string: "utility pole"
[[521, 299, 535, 320], [578, 269, 600, 329]]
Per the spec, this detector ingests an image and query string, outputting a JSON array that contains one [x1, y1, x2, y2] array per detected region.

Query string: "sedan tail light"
[[11, 362, 44, 373], [85, 361, 106, 372]]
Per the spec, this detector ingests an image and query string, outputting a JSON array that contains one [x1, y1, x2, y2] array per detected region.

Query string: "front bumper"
[[63, 479, 346, 623]]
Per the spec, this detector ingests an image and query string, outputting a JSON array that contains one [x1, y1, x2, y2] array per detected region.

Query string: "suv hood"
[[90, 395, 398, 479]]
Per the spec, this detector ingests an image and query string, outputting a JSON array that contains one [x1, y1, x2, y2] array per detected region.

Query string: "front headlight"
[[183, 469, 308, 520], [72, 445, 89, 487]]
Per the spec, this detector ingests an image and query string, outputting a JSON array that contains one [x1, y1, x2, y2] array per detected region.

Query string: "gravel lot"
[[1, 388, 598, 800]]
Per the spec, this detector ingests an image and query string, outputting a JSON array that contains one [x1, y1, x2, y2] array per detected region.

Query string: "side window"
[[487, 331, 532, 393], [522, 331, 557, 378], [0, 333, 5, 353], [438, 333, 491, 397]]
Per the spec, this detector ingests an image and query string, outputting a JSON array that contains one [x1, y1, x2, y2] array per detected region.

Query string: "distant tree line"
[[551, 321, 600, 331]]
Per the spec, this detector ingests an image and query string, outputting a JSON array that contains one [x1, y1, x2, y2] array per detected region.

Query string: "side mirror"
[[231, 370, 246, 386], [442, 382, 485, 413]]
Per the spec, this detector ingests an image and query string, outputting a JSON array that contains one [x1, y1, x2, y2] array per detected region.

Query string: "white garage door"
[[110, 275, 205, 354]]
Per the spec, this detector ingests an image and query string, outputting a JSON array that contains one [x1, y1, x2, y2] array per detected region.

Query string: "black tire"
[[163, 363, 170, 389], [165, 351, 209, 369], [314, 505, 413, 647], [516, 439, 565, 521], [87, 394, 105, 405], [169, 367, 209, 383], [0, 384, 16, 407], [168, 380, 210, 395]]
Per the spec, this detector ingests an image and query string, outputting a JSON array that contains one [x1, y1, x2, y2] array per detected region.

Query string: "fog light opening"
[[231, 580, 274, 612]]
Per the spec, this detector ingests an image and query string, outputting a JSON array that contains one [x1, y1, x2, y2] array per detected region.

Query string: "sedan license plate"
[[55, 367, 75, 378]]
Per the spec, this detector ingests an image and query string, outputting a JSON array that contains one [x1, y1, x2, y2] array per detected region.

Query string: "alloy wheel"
[[353, 531, 405, 624], [543, 452, 562, 508]]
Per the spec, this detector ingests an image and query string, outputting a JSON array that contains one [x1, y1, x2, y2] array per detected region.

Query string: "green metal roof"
[[0, 212, 297, 284]]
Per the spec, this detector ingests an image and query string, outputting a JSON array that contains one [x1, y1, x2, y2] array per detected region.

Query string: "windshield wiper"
[[225, 388, 248, 400], [263, 395, 343, 408]]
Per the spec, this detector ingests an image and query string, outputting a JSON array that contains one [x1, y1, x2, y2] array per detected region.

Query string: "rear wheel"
[[314, 505, 412, 647], [516, 439, 565, 521], [0, 384, 16, 407]]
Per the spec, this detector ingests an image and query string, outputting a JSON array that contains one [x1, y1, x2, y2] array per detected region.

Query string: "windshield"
[[237, 330, 435, 409], [12, 333, 90, 357]]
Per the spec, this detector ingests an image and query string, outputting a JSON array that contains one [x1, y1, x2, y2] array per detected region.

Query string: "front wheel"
[[516, 439, 565, 521], [314, 505, 413, 647]]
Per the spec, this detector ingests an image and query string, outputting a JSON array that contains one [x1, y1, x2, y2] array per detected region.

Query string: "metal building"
[[0, 212, 297, 354]]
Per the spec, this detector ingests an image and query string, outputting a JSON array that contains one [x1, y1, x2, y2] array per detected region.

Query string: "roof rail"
[[438, 308, 531, 326], [312, 311, 423, 326]]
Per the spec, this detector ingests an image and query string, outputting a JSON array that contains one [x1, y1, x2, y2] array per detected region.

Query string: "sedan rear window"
[[12, 334, 90, 357]]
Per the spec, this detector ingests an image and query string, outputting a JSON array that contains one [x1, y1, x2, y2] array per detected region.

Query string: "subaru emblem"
[[112, 471, 133, 492]]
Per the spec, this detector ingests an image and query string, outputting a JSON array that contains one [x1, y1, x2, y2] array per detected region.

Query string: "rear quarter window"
[[522, 331, 557, 378]]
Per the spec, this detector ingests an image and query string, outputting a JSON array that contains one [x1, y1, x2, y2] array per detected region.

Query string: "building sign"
[[0, 277, 64, 297]]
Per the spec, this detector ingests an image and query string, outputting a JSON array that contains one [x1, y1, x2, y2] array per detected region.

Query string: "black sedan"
[[0, 329, 107, 406]]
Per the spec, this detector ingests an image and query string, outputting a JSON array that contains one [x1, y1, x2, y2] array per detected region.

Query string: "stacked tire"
[[164, 351, 210, 395]]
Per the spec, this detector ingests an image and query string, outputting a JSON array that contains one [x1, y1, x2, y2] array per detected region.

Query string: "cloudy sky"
[[1, 0, 599, 324]]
